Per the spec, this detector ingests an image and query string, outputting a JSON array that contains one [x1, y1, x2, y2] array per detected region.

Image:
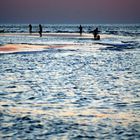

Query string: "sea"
[[0, 24, 140, 139]]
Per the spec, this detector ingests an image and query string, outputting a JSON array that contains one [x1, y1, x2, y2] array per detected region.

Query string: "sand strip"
[[0, 44, 65, 54]]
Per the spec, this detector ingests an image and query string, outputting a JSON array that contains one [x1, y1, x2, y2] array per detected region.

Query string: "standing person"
[[93, 28, 99, 39], [39, 24, 42, 37], [29, 24, 32, 34], [79, 25, 83, 36]]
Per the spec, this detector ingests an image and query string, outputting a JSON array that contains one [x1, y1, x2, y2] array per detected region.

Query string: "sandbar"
[[0, 44, 65, 54]]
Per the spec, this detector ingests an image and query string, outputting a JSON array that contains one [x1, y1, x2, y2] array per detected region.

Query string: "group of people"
[[79, 25, 100, 40], [29, 24, 42, 37], [29, 24, 100, 40]]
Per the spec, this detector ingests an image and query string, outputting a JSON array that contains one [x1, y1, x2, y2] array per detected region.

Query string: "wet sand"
[[0, 44, 66, 53], [0, 33, 115, 54]]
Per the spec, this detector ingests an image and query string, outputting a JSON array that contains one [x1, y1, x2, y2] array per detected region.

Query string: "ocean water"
[[0, 24, 140, 139]]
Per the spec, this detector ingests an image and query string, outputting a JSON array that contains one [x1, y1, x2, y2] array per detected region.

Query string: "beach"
[[0, 24, 140, 139]]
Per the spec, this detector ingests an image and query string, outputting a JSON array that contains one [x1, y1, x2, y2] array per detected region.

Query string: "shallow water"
[[0, 24, 140, 139]]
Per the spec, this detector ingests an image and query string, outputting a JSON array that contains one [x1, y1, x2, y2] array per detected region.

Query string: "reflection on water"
[[0, 44, 140, 139]]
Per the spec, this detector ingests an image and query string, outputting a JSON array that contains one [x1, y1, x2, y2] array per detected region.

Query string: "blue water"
[[0, 24, 140, 139]]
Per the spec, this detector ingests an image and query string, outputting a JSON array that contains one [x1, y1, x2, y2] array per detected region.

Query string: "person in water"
[[79, 25, 83, 36], [93, 28, 100, 40], [29, 24, 32, 34], [39, 24, 43, 37]]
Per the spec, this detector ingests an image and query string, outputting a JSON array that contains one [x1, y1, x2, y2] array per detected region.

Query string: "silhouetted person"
[[93, 28, 100, 40], [0, 29, 4, 33], [96, 34, 100, 40], [79, 25, 83, 36], [29, 24, 32, 34], [39, 24, 42, 37]]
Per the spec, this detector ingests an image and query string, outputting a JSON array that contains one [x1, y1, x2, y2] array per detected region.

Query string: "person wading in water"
[[29, 24, 32, 34], [79, 25, 83, 36], [39, 24, 43, 37], [93, 27, 100, 40]]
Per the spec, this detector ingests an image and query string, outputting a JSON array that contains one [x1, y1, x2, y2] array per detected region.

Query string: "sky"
[[0, 0, 140, 24]]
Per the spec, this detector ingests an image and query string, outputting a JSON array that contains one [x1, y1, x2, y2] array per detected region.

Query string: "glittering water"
[[0, 24, 140, 139]]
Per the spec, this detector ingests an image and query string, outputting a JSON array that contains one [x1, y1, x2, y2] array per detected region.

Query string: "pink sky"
[[0, 0, 139, 23]]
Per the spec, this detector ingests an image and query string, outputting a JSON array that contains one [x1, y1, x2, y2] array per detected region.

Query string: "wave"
[[98, 41, 140, 51], [107, 30, 140, 36]]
